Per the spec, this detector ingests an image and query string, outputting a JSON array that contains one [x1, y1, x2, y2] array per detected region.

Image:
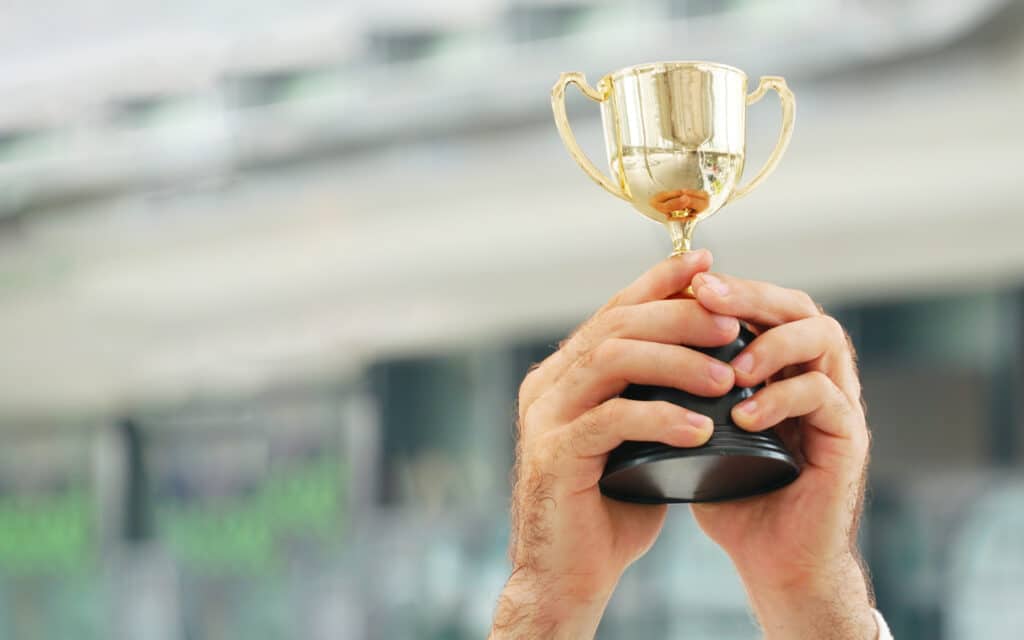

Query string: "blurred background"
[[1, 0, 1023, 638]]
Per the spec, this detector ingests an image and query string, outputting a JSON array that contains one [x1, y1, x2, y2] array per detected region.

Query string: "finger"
[[691, 272, 820, 327], [662, 194, 703, 213], [530, 399, 713, 494], [569, 299, 740, 360], [530, 338, 735, 424], [549, 301, 739, 395], [566, 398, 713, 459], [518, 251, 715, 415], [670, 190, 710, 209], [729, 315, 860, 400], [653, 192, 710, 215], [610, 249, 712, 307], [652, 190, 682, 205], [731, 371, 863, 442]]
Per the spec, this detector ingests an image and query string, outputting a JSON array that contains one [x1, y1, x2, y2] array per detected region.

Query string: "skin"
[[489, 250, 876, 639], [649, 189, 710, 217]]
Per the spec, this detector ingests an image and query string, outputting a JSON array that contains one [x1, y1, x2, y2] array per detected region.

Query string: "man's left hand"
[[690, 271, 877, 640]]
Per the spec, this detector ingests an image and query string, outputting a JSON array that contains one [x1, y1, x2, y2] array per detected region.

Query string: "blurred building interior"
[[1, 0, 1023, 638]]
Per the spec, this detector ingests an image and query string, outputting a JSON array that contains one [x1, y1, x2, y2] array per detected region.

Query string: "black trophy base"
[[599, 327, 800, 504]]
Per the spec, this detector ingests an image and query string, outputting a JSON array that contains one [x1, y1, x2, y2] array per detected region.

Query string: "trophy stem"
[[667, 217, 699, 257]]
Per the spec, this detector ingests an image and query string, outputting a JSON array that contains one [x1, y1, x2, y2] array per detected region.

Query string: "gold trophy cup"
[[552, 61, 799, 503]]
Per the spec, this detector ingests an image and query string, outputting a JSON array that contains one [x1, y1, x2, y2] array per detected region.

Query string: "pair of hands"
[[490, 250, 876, 639]]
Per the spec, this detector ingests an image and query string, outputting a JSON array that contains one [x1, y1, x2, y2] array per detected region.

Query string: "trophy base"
[[599, 327, 800, 504], [599, 426, 799, 504]]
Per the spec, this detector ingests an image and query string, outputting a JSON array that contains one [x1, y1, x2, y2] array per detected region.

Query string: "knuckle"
[[790, 289, 818, 315], [599, 306, 629, 338], [532, 434, 562, 469], [585, 399, 622, 444], [806, 369, 832, 389], [578, 407, 606, 441], [575, 342, 598, 370], [561, 317, 596, 353], [517, 363, 544, 404], [571, 334, 597, 366], [568, 399, 627, 459], [520, 398, 549, 435], [597, 397, 627, 426], [820, 315, 847, 343], [588, 338, 623, 369]]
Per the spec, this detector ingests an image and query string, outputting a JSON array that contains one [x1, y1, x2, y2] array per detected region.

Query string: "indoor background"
[[1, 0, 1022, 638]]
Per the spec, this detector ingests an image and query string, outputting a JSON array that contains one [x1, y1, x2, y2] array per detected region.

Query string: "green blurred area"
[[157, 457, 346, 574], [0, 490, 92, 575]]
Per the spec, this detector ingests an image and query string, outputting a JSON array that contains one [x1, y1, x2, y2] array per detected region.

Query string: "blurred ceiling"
[[0, 0, 1010, 216], [0, 0, 1022, 421]]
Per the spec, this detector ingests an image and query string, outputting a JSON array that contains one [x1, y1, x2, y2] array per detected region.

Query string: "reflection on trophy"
[[552, 61, 799, 504], [649, 189, 710, 218]]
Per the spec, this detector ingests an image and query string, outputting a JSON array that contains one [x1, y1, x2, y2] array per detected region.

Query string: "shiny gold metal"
[[551, 72, 628, 201], [731, 76, 795, 202], [551, 61, 796, 256]]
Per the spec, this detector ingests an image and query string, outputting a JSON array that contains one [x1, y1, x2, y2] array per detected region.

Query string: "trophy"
[[552, 61, 799, 503]]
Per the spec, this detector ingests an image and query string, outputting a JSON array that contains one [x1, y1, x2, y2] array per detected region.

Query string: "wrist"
[[739, 554, 877, 640], [490, 569, 615, 640]]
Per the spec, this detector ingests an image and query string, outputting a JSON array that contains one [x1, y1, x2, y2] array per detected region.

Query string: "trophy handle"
[[551, 72, 629, 201], [729, 76, 796, 203]]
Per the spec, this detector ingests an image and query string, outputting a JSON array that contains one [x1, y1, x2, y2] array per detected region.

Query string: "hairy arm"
[[489, 251, 732, 637]]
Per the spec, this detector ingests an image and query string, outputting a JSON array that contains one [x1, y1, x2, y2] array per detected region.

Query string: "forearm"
[[740, 555, 877, 640], [489, 571, 613, 640]]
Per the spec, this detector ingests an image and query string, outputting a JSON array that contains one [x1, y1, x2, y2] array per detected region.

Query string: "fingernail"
[[732, 352, 754, 374], [686, 413, 712, 430], [709, 361, 732, 384], [736, 399, 758, 415], [699, 273, 729, 296]]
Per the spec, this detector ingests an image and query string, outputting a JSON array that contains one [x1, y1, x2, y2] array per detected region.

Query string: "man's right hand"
[[490, 250, 740, 638]]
